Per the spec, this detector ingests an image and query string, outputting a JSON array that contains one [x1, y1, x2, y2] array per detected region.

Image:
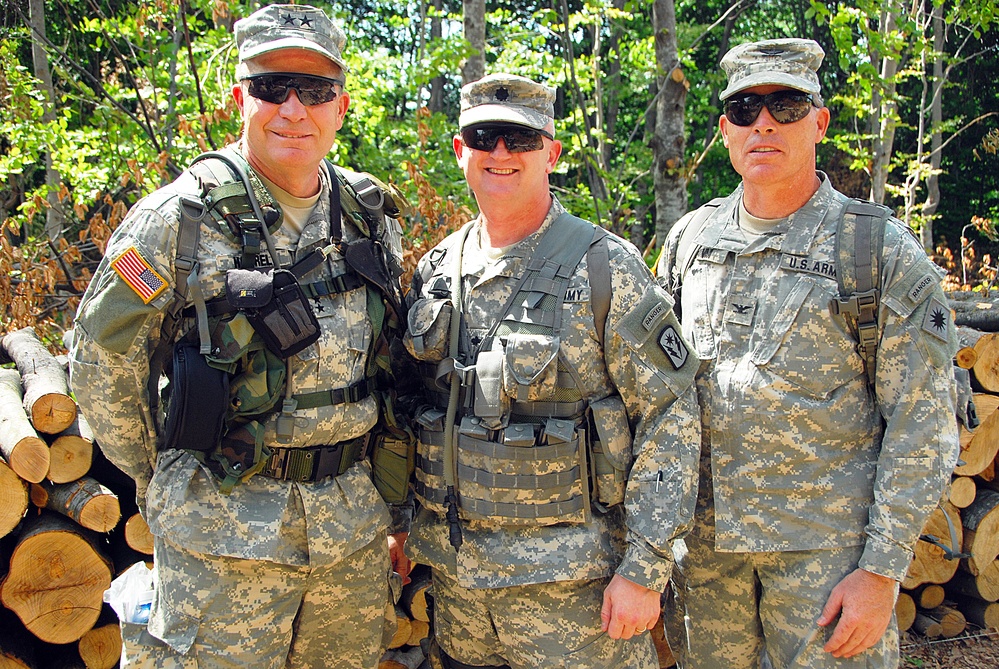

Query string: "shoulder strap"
[[829, 198, 892, 387], [672, 198, 725, 289], [586, 229, 611, 348]]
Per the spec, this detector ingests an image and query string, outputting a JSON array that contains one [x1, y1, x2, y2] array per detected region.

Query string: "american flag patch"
[[111, 247, 167, 303]]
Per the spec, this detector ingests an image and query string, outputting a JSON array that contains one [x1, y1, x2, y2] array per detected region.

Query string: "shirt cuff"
[[859, 535, 913, 582], [615, 538, 674, 592]]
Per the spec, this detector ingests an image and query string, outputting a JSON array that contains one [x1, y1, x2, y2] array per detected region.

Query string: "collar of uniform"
[[466, 194, 564, 286], [778, 172, 835, 255]]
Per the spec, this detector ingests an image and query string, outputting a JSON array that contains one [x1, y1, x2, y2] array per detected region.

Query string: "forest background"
[[0, 0, 998, 347]]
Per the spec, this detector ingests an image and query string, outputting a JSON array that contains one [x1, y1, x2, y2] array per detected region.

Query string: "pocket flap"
[[226, 268, 273, 309], [503, 333, 559, 386], [589, 394, 632, 470], [408, 298, 451, 337]]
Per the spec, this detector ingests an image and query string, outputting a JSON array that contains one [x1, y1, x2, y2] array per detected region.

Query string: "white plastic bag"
[[104, 561, 155, 624]]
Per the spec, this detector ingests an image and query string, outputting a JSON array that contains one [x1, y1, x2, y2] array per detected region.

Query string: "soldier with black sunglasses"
[[402, 72, 700, 669], [656, 38, 958, 669], [69, 4, 413, 667]]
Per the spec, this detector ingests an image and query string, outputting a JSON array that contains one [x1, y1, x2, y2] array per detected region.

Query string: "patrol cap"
[[459, 73, 556, 130], [234, 4, 349, 73], [719, 38, 824, 101]]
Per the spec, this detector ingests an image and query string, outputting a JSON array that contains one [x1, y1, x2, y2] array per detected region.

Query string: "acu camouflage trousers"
[[666, 535, 900, 669]]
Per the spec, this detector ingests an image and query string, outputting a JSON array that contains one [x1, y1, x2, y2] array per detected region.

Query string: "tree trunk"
[[651, 0, 687, 246], [0, 368, 50, 483], [30, 476, 121, 533], [920, 7, 945, 252], [461, 0, 485, 85], [0, 511, 113, 644], [428, 0, 444, 114], [2, 327, 77, 435], [869, 7, 901, 204], [47, 412, 94, 485], [27, 0, 65, 241]]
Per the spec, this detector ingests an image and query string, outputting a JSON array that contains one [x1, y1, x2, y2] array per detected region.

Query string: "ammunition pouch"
[[161, 342, 230, 452], [588, 395, 632, 508], [226, 267, 321, 358], [371, 431, 415, 504]]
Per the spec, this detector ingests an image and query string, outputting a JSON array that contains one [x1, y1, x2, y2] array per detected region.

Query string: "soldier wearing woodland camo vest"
[[402, 73, 700, 669], [656, 38, 960, 668], [68, 5, 414, 667]]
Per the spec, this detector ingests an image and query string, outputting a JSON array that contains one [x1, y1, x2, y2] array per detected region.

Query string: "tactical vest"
[[153, 147, 411, 495], [406, 214, 628, 534]]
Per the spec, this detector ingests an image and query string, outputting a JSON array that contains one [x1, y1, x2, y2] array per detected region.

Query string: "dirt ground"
[[900, 628, 999, 668]]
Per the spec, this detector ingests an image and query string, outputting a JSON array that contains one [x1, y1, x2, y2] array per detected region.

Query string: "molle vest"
[[405, 214, 629, 527]]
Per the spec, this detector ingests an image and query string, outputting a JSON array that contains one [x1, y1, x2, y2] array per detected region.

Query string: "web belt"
[[259, 435, 369, 482]]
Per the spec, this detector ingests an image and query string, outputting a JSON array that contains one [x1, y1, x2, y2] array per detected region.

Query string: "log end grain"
[[47, 435, 93, 484], [124, 513, 154, 556], [78, 623, 123, 669], [29, 394, 77, 435], [0, 459, 28, 539], [9, 436, 50, 484], [78, 496, 121, 534]]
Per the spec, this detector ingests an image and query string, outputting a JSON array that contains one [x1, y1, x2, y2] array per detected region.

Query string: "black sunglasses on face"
[[460, 124, 554, 153], [243, 72, 345, 106], [724, 90, 817, 127]]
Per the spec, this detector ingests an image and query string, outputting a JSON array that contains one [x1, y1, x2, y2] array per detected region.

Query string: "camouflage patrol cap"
[[235, 4, 348, 72], [459, 73, 556, 130], [719, 38, 824, 101]]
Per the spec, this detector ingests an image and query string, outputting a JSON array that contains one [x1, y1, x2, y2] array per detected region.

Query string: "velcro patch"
[[658, 326, 688, 369], [724, 296, 757, 326], [111, 247, 167, 304], [921, 297, 951, 341]]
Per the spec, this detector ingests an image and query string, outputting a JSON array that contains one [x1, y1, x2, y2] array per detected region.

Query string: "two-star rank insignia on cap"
[[112, 247, 167, 304], [921, 296, 951, 341]]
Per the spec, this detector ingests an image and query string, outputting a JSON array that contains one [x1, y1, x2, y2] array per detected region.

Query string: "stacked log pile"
[[0, 327, 152, 669], [898, 302, 999, 640]]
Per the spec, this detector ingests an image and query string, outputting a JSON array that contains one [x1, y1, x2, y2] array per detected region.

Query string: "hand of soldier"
[[600, 574, 660, 640], [388, 531, 412, 585], [818, 568, 896, 658]]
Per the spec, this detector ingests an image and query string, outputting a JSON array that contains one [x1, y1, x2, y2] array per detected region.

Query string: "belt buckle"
[[285, 448, 318, 482]]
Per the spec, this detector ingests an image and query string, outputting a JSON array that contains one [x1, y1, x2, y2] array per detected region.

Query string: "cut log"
[[963, 489, 999, 574], [959, 309, 999, 334], [30, 477, 120, 533], [956, 394, 999, 476], [908, 583, 946, 609], [0, 511, 113, 644], [0, 458, 28, 540], [922, 605, 967, 638], [912, 613, 943, 638], [0, 369, 50, 483], [400, 564, 432, 623], [948, 560, 999, 601], [406, 618, 429, 648], [378, 646, 425, 669], [1, 327, 76, 434], [123, 513, 153, 556], [77, 606, 121, 669], [903, 501, 962, 589], [956, 327, 983, 369], [47, 414, 94, 484], [896, 592, 917, 632], [949, 476, 977, 509], [973, 333, 999, 390], [948, 594, 999, 629]]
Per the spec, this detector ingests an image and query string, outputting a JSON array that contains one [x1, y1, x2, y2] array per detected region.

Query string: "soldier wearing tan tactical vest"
[[656, 38, 960, 668], [68, 5, 412, 667], [403, 73, 700, 669]]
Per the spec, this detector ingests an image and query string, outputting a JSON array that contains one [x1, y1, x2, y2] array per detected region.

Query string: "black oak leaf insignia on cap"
[[494, 87, 509, 101]]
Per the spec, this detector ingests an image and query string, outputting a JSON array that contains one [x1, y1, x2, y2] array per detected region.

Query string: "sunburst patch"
[[920, 296, 951, 341]]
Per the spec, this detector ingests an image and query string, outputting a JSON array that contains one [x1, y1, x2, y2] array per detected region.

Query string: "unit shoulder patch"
[[921, 296, 951, 341], [111, 246, 168, 304], [658, 325, 688, 370]]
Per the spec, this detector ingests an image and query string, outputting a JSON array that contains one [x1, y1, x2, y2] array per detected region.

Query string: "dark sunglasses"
[[724, 90, 818, 127], [460, 124, 554, 153], [243, 72, 344, 106]]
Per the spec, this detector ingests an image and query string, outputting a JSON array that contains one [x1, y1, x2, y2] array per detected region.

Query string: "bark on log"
[[0, 606, 36, 669], [903, 502, 962, 588], [123, 513, 154, 556], [0, 458, 28, 540], [0, 511, 113, 644], [0, 369, 50, 483], [957, 308, 999, 333], [963, 489, 999, 575], [47, 414, 94, 485], [76, 606, 121, 669], [950, 476, 977, 509], [956, 394, 999, 476], [896, 592, 917, 632], [948, 594, 999, 629], [1, 327, 76, 434], [30, 477, 120, 533], [948, 560, 999, 601], [378, 646, 425, 669], [912, 613, 943, 638]]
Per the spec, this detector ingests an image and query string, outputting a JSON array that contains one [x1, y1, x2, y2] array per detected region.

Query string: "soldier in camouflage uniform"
[[68, 5, 411, 668], [656, 39, 960, 668], [403, 73, 700, 669]]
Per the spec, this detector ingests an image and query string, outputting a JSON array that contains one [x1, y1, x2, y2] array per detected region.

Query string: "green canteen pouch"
[[161, 342, 230, 452], [371, 432, 415, 504], [404, 298, 452, 362], [226, 267, 321, 358]]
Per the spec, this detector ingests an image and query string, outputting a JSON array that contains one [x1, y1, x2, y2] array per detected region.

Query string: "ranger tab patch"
[[921, 296, 951, 341], [112, 247, 167, 303], [658, 325, 688, 369]]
